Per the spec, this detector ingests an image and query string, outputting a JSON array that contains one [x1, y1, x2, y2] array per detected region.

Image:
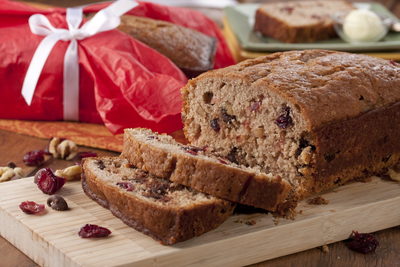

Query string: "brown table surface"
[[3, 0, 400, 266]]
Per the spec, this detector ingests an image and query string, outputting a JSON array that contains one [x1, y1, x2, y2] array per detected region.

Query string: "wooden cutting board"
[[0, 176, 399, 267]]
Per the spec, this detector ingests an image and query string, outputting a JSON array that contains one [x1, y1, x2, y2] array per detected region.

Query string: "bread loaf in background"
[[181, 50, 400, 204], [85, 13, 217, 78], [254, 1, 355, 43]]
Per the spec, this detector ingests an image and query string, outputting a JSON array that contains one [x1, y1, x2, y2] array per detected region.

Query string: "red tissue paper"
[[0, 0, 235, 134]]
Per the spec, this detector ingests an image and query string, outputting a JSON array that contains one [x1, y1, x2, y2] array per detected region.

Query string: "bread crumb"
[[333, 190, 338, 193], [234, 219, 257, 226], [309, 196, 330, 205], [331, 210, 335, 212], [299, 210, 303, 214], [245, 220, 257, 226], [322, 245, 329, 253]]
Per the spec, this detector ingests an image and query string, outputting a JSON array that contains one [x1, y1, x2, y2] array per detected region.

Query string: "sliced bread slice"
[[121, 128, 293, 212], [81, 156, 236, 245]]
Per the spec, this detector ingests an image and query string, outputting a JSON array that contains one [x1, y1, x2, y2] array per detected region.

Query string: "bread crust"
[[122, 129, 293, 211], [117, 15, 217, 78], [81, 157, 236, 245], [253, 1, 355, 43]]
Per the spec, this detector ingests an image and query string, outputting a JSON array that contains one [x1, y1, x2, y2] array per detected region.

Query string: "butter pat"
[[343, 9, 385, 42]]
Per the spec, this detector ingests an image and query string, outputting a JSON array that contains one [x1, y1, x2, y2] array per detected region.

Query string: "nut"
[[298, 147, 312, 165], [196, 106, 205, 116], [57, 140, 78, 160], [0, 167, 25, 182], [225, 102, 233, 115], [49, 137, 61, 158], [387, 168, 400, 182], [252, 127, 264, 138], [47, 195, 68, 211], [55, 165, 82, 181]]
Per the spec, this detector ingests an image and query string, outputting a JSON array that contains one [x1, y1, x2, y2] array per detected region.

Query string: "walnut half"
[[55, 165, 82, 181]]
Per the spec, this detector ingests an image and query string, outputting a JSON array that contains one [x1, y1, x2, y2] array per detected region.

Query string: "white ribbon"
[[21, 0, 138, 121]]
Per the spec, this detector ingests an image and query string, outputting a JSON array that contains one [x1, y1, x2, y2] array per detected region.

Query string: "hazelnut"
[[57, 140, 78, 160], [47, 195, 68, 211]]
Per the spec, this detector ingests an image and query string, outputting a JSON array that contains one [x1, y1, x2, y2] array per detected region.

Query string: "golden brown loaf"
[[81, 156, 236, 245], [254, 1, 355, 43], [181, 50, 400, 204], [121, 128, 293, 212], [117, 15, 217, 78]]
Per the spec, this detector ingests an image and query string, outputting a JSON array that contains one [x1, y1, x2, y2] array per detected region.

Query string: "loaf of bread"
[[121, 128, 293, 212], [254, 1, 355, 43], [117, 15, 217, 78], [181, 50, 400, 204], [84, 13, 217, 78], [81, 157, 236, 245]]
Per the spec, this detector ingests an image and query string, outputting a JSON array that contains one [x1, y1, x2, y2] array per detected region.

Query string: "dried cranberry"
[[390, 59, 396, 66], [116, 182, 134, 191], [19, 201, 45, 214], [217, 158, 228, 165], [23, 150, 45, 166], [210, 118, 220, 132], [181, 146, 203, 156], [78, 224, 111, 238], [275, 106, 293, 129], [250, 101, 260, 112], [281, 6, 294, 13], [221, 108, 236, 123], [78, 151, 97, 158], [36, 168, 67, 195], [347, 231, 379, 254]]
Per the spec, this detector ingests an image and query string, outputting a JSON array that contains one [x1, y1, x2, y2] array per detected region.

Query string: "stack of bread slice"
[[81, 128, 292, 245]]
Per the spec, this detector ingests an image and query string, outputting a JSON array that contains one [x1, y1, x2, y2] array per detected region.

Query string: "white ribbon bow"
[[21, 0, 138, 121]]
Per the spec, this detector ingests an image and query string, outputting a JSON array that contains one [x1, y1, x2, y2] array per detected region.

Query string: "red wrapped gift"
[[0, 0, 235, 134]]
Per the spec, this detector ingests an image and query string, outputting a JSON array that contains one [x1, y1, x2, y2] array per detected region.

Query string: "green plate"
[[224, 3, 400, 52]]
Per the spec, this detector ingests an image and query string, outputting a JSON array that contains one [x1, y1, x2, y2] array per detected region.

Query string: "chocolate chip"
[[47, 195, 68, 211], [96, 160, 106, 170], [7, 162, 17, 169]]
